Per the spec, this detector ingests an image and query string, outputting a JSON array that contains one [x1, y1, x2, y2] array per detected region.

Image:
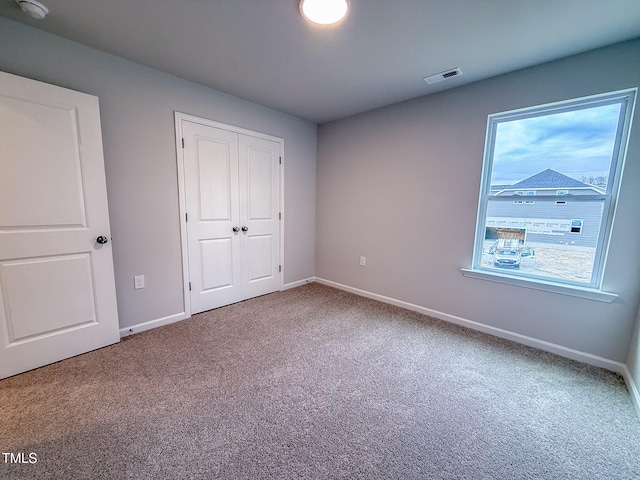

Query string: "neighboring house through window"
[[464, 88, 636, 298]]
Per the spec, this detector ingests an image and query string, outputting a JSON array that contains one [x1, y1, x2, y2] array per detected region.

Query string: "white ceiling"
[[2, 0, 640, 124]]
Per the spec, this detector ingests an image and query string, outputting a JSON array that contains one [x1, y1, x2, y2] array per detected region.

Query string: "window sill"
[[460, 268, 618, 303]]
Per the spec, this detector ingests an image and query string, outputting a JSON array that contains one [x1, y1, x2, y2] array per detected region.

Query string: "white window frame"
[[462, 88, 637, 302]]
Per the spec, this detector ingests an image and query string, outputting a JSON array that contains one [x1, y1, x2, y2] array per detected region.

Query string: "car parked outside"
[[493, 239, 521, 269]]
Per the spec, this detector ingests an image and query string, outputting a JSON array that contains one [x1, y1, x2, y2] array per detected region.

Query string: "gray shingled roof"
[[505, 169, 589, 189]]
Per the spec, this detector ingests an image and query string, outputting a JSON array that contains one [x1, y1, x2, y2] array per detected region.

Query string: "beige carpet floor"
[[1, 283, 639, 479]]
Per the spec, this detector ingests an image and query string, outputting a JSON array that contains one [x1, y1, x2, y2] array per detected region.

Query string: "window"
[[570, 219, 583, 234], [467, 89, 636, 295]]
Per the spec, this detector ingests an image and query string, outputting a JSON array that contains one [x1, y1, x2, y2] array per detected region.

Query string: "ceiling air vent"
[[423, 68, 463, 85]]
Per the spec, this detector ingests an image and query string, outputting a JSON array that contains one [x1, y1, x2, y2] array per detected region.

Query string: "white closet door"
[[238, 134, 281, 299], [182, 120, 281, 314], [183, 122, 242, 313], [0, 71, 119, 379]]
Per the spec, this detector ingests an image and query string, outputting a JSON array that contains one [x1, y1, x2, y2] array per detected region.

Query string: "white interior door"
[[183, 122, 242, 313], [238, 134, 281, 300], [0, 71, 119, 379], [181, 119, 281, 314]]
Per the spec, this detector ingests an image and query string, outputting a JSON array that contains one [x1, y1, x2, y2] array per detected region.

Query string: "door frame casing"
[[174, 112, 284, 318]]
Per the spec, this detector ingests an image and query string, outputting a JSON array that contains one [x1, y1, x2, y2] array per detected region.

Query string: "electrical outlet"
[[359, 256, 366, 267], [134, 275, 145, 289]]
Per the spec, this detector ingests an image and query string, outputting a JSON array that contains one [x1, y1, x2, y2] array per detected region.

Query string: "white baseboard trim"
[[623, 365, 640, 419], [314, 277, 626, 375], [119, 312, 187, 337], [283, 277, 316, 290]]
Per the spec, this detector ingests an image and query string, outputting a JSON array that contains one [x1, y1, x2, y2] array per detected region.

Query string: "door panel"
[[184, 122, 242, 313], [246, 147, 274, 220], [182, 120, 281, 314], [0, 95, 86, 228], [247, 234, 274, 282], [197, 138, 233, 221], [0, 71, 119, 379], [239, 134, 281, 299], [200, 238, 234, 291], [1, 254, 96, 342]]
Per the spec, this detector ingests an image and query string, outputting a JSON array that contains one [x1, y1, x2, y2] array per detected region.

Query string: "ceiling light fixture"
[[299, 0, 349, 26], [15, 0, 49, 19]]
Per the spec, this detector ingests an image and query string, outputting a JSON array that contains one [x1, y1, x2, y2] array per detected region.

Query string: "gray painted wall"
[[316, 39, 640, 362], [0, 17, 317, 329]]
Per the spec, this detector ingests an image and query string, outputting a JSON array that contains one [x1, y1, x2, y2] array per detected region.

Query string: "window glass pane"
[[473, 90, 635, 291], [490, 103, 621, 192], [482, 198, 604, 284]]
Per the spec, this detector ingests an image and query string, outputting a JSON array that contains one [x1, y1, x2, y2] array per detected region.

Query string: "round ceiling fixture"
[[15, 0, 49, 19], [299, 0, 349, 26]]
